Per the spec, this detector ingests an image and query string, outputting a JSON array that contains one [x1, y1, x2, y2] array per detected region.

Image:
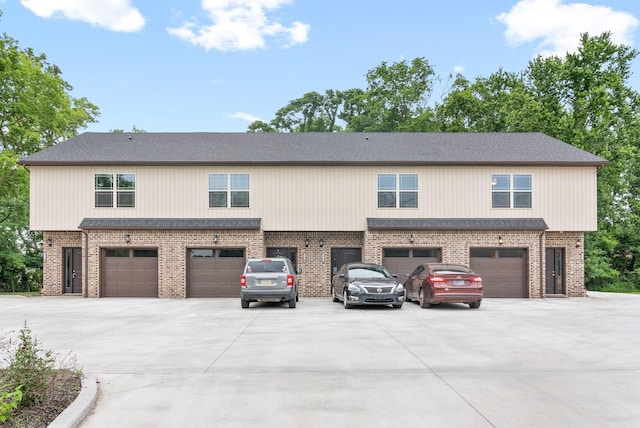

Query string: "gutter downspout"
[[82, 230, 88, 298], [539, 229, 546, 298]]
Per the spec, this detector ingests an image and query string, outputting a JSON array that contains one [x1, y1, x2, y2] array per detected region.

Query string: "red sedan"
[[404, 263, 482, 309]]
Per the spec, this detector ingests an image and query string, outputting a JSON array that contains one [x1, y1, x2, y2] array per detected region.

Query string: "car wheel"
[[469, 301, 481, 309], [419, 288, 430, 309], [289, 298, 297, 309], [331, 285, 339, 302], [343, 290, 352, 309], [392, 303, 403, 309], [296, 290, 299, 302], [241, 299, 249, 309]]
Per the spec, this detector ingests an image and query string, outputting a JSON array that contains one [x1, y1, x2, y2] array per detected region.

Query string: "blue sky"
[[2, 0, 640, 133]]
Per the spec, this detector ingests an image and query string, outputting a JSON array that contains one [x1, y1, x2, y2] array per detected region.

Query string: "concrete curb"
[[48, 376, 97, 428]]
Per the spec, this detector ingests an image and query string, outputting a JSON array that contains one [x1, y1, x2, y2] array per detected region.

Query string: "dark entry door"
[[331, 248, 362, 277], [63, 248, 82, 294], [545, 248, 565, 294], [267, 247, 298, 269]]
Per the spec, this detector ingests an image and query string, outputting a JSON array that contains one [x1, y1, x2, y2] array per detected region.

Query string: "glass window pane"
[[209, 174, 227, 190], [514, 192, 532, 208], [117, 174, 135, 190], [491, 174, 510, 190], [219, 249, 244, 257], [209, 192, 227, 207], [95, 174, 113, 190], [231, 191, 249, 207], [399, 174, 418, 190], [95, 192, 113, 207], [514, 174, 531, 190], [413, 249, 441, 258], [399, 191, 418, 208], [378, 174, 396, 191], [492, 192, 510, 208], [383, 249, 410, 257], [378, 192, 396, 208], [117, 191, 135, 207], [105, 249, 129, 257], [191, 249, 215, 257], [230, 174, 249, 190], [133, 249, 157, 257]]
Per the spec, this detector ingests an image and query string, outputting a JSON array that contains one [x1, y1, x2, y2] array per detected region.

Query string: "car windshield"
[[431, 264, 473, 275], [246, 260, 286, 273], [348, 267, 390, 279]]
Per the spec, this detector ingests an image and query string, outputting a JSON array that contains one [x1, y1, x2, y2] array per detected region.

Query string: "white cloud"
[[228, 112, 263, 123], [453, 65, 465, 74], [167, 0, 310, 51], [496, 0, 639, 57], [20, 0, 145, 32]]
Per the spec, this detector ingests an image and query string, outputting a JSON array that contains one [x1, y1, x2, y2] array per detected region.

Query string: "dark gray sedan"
[[331, 262, 404, 309]]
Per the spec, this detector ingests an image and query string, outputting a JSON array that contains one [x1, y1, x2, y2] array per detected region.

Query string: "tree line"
[[1, 19, 638, 292]]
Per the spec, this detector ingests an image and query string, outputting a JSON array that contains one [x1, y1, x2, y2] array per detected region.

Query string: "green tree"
[[436, 32, 640, 291], [0, 17, 99, 291]]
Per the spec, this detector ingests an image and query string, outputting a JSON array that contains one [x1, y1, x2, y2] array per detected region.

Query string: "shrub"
[[4, 323, 55, 406]]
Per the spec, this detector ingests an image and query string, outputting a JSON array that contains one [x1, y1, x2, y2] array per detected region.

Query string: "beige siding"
[[30, 165, 598, 232]]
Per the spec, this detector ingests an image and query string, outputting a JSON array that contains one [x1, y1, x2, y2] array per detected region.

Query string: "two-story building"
[[19, 132, 607, 299]]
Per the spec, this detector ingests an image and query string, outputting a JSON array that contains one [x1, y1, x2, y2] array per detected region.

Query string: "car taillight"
[[287, 274, 294, 286], [472, 277, 482, 283], [240, 275, 246, 287], [429, 276, 446, 283]]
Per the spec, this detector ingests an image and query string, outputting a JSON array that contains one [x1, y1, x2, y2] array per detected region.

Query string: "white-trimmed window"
[[492, 174, 532, 208], [377, 174, 418, 208], [95, 173, 135, 208], [209, 173, 249, 208]]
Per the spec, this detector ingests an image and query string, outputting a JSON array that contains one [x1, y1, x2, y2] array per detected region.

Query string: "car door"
[[333, 265, 347, 298], [406, 265, 425, 300]]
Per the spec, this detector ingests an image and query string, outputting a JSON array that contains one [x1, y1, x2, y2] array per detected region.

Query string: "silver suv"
[[240, 258, 300, 308]]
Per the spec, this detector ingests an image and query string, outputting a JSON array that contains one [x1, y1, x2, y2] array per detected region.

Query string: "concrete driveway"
[[1, 292, 639, 428]]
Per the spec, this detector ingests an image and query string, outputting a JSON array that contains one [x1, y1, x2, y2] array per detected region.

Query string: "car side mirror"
[[297, 267, 302, 274], [338, 273, 346, 279], [392, 274, 398, 278], [405, 273, 410, 278]]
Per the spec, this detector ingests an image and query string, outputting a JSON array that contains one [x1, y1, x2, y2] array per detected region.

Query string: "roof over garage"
[[20, 132, 608, 167]]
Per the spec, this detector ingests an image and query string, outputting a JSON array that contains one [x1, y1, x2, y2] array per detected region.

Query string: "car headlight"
[[395, 283, 404, 292], [347, 283, 360, 292]]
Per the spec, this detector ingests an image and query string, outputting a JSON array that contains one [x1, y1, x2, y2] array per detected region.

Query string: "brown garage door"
[[187, 248, 245, 297], [382, 248, 442, 277], [102, 248, 158, 297], [470, 248, 528, 298]]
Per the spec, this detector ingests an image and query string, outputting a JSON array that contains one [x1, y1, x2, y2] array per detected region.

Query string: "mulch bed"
[[0, 369, 81, 428]]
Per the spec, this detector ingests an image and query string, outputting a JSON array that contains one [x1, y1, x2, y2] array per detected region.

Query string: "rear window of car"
[[431, 265, 473, 275], [246, 260, 286, 273]]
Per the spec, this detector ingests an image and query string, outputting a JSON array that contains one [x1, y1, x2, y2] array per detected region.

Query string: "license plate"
[[453, 280, 465, 286], [260, 280, 273, 286]]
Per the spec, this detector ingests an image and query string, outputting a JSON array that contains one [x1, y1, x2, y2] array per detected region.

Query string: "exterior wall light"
[[47, 238, 53, 247], [575, 239, 581, 248], [498, 236, 503, 245], [409, 234, 415, 243], [124, 234, 131, 244], [213, 234, 219, 244], [305, 238, 309, 248], [319, 239, 323, 247]]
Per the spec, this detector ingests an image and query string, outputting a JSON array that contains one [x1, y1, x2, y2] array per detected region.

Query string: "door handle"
[[72, 270, 76, 279]]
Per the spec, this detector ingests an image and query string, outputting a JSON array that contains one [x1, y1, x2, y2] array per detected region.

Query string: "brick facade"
[[41, 229, 586, 299]]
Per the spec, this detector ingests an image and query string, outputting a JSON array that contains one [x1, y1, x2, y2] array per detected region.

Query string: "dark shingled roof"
[[367, 218, 548, 230], [20, 132, 608, 166], [79, 218, 261, 230]]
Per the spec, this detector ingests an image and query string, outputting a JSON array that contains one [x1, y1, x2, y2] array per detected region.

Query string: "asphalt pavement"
[[1, 292, 639, 428]]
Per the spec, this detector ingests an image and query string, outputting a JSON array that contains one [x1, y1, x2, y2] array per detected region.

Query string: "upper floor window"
[[209, 173, 249, 208], [377, 174, 418, 208], [95, 173, 135, 208], [491, 174, 531, 208]]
